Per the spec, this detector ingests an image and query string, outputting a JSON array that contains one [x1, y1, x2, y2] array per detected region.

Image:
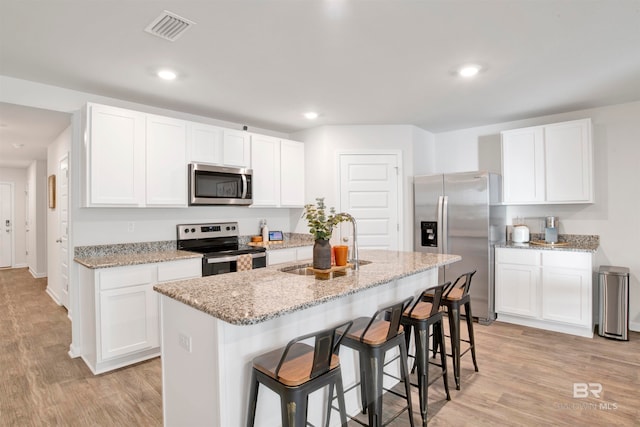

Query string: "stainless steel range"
[[177, 222, 266, 276]]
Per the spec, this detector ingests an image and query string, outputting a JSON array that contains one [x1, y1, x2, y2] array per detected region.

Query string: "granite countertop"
[[74, 250, 202, 269], [495, 234, 599, 253], [154, 250, 461, 326], [73, 240, 202, 269]]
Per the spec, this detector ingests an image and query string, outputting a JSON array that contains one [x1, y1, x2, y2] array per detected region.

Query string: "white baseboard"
[[46, 288, 62, 306], [13, 263, 28, 268], [630, 320, 640, 332], [29, 268, 47, 279]]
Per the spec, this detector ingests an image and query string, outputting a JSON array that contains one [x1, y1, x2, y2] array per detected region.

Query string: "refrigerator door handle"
[[442, 195, 448, 255]]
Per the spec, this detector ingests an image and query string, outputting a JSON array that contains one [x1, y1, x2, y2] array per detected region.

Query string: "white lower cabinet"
[[267, 246, 313, 266], [79, 258, 201, 374], [495, 248, 593, 337], [100, 283, 158, 360]]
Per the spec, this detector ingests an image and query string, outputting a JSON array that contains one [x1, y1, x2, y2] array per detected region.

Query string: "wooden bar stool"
[[246, 320, 353, 427], [401, 283, 451, 426], [338, 298, 415, 427], [433, 271, 479, 390]]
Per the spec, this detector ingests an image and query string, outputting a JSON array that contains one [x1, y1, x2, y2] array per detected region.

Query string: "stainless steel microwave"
[[189, 163, 253, 205]]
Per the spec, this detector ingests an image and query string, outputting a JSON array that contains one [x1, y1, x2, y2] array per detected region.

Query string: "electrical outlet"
[[178, 333, 192, 352], [127, 222, 135, 233]]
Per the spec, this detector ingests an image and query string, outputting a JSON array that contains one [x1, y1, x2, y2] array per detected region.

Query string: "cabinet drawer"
[[296, 246, 313, 261], [542, 251, 591, 269], [496, 248, 540, 265], [99, 265, 154, 290], [267, 248, 297, 265], [157, 258, 202, 282]]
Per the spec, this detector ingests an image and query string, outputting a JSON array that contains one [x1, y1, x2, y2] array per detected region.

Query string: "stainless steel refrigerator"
[[414, 171, 506, 324]]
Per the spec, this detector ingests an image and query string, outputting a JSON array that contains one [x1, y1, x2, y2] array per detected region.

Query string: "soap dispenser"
[[261, 219, 269, 243]]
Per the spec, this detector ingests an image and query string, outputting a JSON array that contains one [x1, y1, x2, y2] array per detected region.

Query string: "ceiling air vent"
[[144, 10, 195, 42]]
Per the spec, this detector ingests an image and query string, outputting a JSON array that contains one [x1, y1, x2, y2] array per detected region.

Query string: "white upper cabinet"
[[544, 120, 592, 202], [222, 129, 251, 167], [146, 114, 188, 207], [250, 134, 281, 206], [501, 126, 545, 204], [84, 103, 187, 207], [187, 122, 223, 164], [501, 118, 593, 204], [280, 139, 306, 207], [250, 136, 305, 208], [85, 103, 146, 206]]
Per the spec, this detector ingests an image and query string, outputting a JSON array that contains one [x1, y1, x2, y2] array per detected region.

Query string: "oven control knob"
[[231, 226, 236, 230], [226, 226, 230, 231], [191, 228, 196, 233], [184, 229, 189, 233]]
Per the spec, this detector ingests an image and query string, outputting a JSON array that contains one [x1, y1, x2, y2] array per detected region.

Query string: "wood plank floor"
[[1, 267, 638, 426]]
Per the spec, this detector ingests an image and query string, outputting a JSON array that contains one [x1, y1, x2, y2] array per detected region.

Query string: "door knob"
[[56, 238, 62, 243]]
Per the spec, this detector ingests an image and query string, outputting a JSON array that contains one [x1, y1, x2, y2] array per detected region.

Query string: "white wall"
[[0, 167, 27, 267], [26, 160, 47, 277], [291, 124, 433, 250], [432, 101, 640, 331]]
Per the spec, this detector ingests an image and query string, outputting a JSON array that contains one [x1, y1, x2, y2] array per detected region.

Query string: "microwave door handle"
[[241, 175, 248, 199]]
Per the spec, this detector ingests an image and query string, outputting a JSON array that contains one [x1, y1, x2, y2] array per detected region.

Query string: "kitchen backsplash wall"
[[72, 206, 302, 246]]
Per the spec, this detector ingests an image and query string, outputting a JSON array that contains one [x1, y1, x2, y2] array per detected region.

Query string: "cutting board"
[[306, 263, 352, 280], [529, 240, 571, 247]]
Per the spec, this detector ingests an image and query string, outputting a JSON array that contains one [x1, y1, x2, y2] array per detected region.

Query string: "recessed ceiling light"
[[157, 69, 177, 81], [12, 143, 24, 148], [304, 112, 319, 120], [458, 65, 481, 78]]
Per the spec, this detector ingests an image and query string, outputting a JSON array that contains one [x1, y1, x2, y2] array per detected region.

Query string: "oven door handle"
[[251, 252, 266, 259], [207, 255, 238, 264]]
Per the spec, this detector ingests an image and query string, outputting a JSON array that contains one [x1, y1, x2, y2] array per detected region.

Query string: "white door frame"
[[58, 153, 70, 308], [336, 150, 404, 250], [0, 182, 15, 268]]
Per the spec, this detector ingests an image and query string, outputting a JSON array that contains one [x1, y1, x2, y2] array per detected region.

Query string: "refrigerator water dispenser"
[[420, 221, 438, 247]]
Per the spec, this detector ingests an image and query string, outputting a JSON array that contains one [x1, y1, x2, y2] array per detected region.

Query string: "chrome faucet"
[[339, 213, 359, 270]]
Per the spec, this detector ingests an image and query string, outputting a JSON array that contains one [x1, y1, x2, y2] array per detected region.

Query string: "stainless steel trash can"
[[598, 266, 630, 341]]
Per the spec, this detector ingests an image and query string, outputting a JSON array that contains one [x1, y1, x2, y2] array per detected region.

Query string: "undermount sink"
[[280, 260, 371, 276]]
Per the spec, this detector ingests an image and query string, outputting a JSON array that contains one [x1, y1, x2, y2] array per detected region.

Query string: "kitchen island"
[[154, 249, 460, 427]]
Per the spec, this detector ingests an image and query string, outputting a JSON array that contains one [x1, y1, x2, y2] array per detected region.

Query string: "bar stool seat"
[[431, 271, 479, 390], [338, 298, 415, 427], [247, 320, 352, 427], [401, 283, 451, 426]]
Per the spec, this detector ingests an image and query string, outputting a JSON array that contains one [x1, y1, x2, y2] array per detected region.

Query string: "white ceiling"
[[1, 1, 640, 167]]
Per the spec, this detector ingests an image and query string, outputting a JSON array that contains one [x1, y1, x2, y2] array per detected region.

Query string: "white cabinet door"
[[99, 283, 159, 360], [187, 122, 223, 164], [544, 119, 592, 203], [280, 140, 305, 207], [86, 103, 146, 206], [495, 262, 540, 318], [541, 251, 592, 326], [501, 126, 545, 204], [541, 267, 591, 326], [223, 129, 250, 167], [250, 134, 281, 207], [146, 114, 188, 207]]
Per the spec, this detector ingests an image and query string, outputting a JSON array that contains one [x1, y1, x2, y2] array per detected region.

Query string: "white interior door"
[[58, 155, 70, 308], [339, 153, 400, 250], [0, 183, 13, 268]]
